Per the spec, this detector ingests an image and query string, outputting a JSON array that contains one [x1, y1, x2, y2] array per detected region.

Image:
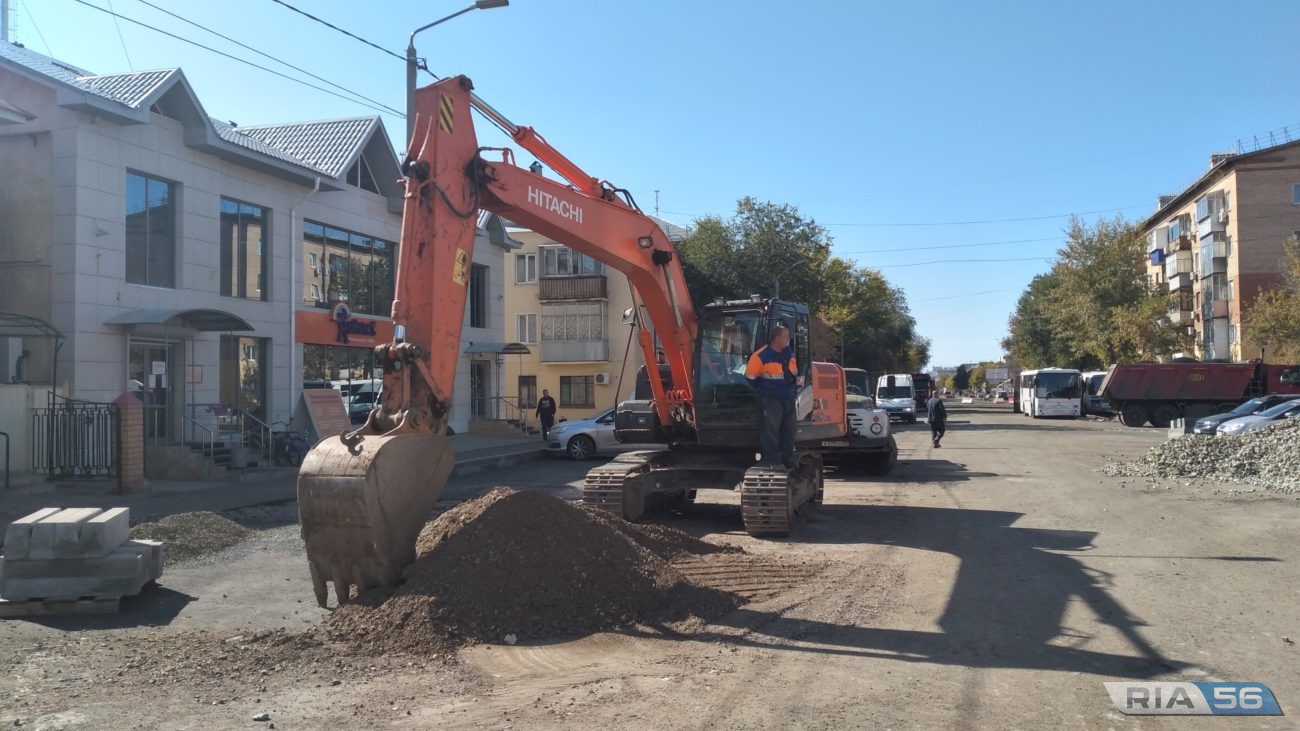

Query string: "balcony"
[[1212, 299, 1230, 319], [1165, 251, 1192, 290], [539, 274, 607, 301], [1167, 307, 1193, 325], [1199, 239, 1228, 276], [540, 339, 609, 362], [1165, 233, 1192, 253]]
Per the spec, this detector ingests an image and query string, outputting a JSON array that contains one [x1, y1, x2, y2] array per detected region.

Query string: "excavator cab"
[[690, 297, 811, 449]]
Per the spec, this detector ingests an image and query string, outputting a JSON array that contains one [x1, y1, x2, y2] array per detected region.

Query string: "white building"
[[0, 42, 513, 472]]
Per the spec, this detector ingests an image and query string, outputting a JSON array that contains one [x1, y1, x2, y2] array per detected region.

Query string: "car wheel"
[[567, 434, 596, 460]]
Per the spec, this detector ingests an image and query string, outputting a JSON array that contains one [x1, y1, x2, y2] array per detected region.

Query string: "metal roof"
[[0, 42, 397, 185], [237, 118, 378, 179], [103, 308, 254, 332], [77, 69, 178, 109]]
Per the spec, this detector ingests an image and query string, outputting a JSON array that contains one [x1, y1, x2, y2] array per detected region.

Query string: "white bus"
[[1019, 368, 1083, 418]]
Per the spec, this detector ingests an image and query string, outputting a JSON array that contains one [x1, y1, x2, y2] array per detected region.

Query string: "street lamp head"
[[475, 0, 509, 8]]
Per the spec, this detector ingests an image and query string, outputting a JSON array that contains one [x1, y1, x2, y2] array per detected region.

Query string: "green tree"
[[1246, 238, 1300, 362], [676, 197, 931, 374], [953, 364, 970, 391], [1003, 217, 1185, 367], [968, 364, 986, 391]]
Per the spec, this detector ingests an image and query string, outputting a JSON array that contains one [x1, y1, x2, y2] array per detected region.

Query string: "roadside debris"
[[129, 511, 252, 565], [1101, 418, 1300, 494]]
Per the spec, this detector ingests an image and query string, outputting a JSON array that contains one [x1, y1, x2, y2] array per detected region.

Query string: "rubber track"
[[581, 452, 653, 512], [740, 459, 822, 537]]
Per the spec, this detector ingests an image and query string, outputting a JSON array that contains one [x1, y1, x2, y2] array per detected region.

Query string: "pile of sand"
[[323, 488, 740, 653]]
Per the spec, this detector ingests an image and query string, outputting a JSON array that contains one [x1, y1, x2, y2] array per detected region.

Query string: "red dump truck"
[[1098, 361, 1300, 428]]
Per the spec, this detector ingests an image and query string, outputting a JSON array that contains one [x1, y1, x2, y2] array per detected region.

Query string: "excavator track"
[[740, 454, 823, 537], [582, 451, 659, 515]]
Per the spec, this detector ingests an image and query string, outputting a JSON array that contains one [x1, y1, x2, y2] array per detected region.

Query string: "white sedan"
[[1216, 399, 1300, 436], [545, 408, 664, 460]]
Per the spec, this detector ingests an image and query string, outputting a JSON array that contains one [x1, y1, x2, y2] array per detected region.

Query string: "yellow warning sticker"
[[452, 248, 469, 285], [439, 95, 455, 134]]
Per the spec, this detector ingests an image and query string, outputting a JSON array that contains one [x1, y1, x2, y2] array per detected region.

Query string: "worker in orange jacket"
[[745, 325, 803, 469]]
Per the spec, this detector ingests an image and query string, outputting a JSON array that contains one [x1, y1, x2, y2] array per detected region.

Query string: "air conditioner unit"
[[593, 372, 611, 385], [1217, 208, 1228, 223]]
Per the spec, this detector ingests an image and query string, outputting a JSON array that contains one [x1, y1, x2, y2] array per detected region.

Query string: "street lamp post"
[[771, 256, 807, 299], [406, 0, 509, 142]]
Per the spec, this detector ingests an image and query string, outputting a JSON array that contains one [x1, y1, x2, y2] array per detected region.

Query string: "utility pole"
[[654, 190, 660, 218], [2, 0, 10, 43]]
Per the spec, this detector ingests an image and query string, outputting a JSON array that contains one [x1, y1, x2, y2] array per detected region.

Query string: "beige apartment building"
[[502, 229, 642, 423], [1142, 139, 1300, 361]]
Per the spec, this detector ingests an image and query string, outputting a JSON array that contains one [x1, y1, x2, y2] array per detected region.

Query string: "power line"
[[69, 0, 401, 118], [912, 288, 1019, 303], [265, 0, 407, 64], [18, 0, 53, 56], [876, 256, 1052, 269], [105, 0, 133, 70], [132, 0, 403, 117], [838, 236, 1061, 255], [661, 205, 1144, 227]]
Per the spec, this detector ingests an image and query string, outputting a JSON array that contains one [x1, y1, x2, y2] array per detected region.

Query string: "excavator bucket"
[[297, 432, 454, 607]]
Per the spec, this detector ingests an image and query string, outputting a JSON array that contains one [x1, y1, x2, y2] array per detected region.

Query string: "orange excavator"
[[297, 76, 894, 607]]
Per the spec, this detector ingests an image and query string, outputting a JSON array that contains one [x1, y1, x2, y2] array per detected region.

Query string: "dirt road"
[[3, 405, 1297, 729]]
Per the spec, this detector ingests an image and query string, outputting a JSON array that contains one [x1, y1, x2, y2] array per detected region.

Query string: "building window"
[[1293, 184, 1300, 205], [541, 245, 605, 276], [220, 336, 268, 419], [516, 313, 537, 343], [125, 171, 176, 288], [469, 263, 489, 328], [517, 375, 537, 410], [541, 301, 605, 341], [308, 253, 317, 269], [560, 375, 595, 408], [515, 253, 537, 284], [1227, 324, 1237, 345], [303, 220, 396, 315], [220, 197, 269, 301], [347, 155, 380, 194]]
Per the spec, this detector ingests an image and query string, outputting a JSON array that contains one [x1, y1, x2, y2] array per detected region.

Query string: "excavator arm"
[[298, 76, 699, 606]]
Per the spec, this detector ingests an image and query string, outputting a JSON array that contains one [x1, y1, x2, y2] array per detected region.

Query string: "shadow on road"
[[15, 585, 197, 631], [646, 503, 1228, 678]]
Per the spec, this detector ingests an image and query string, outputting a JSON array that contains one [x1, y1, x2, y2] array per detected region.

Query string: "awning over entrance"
[[463, 341, 532, 355], [104, 308, 254, 332], [0, 312, 63, 339]]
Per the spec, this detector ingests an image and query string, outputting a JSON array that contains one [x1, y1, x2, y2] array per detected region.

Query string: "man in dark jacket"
[[535, 389, 556, 440], [927, 393, 947, 448], [745, 325, 802, 469]]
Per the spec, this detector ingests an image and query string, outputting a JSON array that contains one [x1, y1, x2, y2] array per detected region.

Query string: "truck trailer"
[[1098, 361, 1300, 428]]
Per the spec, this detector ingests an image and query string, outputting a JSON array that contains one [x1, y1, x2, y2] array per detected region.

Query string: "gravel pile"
[[129, 511, 253, 565], [323, 488, 740, 654], [1102, 417, 1300, 494]]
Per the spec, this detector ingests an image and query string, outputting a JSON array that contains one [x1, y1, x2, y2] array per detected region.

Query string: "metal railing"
[[31, 400, 117, 478], [489, 396, 535, 434], [0, 430, 9, 490], [239, 409, 274, 465], [182, 414, 215, 461]]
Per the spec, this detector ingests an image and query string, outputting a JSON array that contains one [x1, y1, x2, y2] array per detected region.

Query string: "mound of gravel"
[[1102, 417, 1300, 494], [129, 511, 253, 565], [323, 488, 740, 653]]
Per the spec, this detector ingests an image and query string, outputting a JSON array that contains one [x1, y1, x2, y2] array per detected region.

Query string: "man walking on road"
[[927, 392, 947, 448], [745, 324, 802, 470], [535, 389, 556, 440]]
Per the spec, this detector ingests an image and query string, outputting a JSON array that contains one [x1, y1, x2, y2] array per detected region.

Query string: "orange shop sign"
[[295, 303, 394, 347]]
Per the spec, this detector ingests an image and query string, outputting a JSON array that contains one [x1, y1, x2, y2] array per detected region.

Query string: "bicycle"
[[267, 420, 309, 468]]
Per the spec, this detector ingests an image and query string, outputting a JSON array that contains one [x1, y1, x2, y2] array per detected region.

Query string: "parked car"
[[545, 408, 664, 460], [1216, 399, 1300, 436], [1193, 394, 1300, 434]]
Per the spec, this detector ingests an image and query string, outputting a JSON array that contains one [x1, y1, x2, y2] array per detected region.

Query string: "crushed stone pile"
[[324, 488, 741, 653], [128, 511, 253, 564], [1101, 417, 1300, 494]]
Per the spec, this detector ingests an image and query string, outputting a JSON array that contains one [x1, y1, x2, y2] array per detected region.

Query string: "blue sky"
[[13, 0, 1300, 368]]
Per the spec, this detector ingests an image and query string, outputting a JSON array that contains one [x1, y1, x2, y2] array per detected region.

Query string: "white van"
[[875, 373, 917, 423]]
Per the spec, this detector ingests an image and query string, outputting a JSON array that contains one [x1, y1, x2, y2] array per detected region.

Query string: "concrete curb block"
[[450, 447, 546, 478]]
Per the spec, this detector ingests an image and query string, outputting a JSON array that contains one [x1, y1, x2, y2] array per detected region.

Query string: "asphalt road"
[[3, 404, 1297, 729]]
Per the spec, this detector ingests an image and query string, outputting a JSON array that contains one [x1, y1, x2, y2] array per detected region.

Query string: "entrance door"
[[128, 342, 176, 442], [518, 375, 537, 411], [469, 360, 491, 420]]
